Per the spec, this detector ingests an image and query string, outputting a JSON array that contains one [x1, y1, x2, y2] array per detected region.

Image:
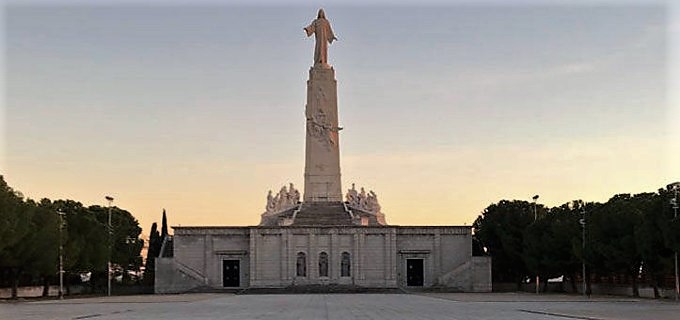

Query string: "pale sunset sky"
[[2, 0, 679, 240]]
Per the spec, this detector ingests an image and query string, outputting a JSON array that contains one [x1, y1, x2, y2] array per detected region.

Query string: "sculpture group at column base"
[[259, 200, 387, 226]]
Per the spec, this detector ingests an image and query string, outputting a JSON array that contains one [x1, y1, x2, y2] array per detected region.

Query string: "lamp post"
[[668, 182, 680, 301], [105, 196, 114, 297], [532, 194, 539, 294], [57, 209, 65, 300], [578, 201, 587, 298]]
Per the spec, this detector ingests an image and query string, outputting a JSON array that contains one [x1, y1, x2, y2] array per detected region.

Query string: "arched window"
[[319, 252, 329, 277], [341, 252, 351, 277], [296, 252, 307, 277]]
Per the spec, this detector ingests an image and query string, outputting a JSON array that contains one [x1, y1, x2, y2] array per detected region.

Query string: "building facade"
[[156, 225, 491, 292]]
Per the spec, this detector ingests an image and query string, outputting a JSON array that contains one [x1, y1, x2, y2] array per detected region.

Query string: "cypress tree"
[[144, 222, 160, 286], [161, 209, 168, 241]]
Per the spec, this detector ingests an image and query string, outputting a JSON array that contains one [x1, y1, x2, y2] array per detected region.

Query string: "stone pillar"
[[205, 234, 213, 286], [249, 229, 257, 284], [303, 66, 342, 202], [330, 231, 338, 279]]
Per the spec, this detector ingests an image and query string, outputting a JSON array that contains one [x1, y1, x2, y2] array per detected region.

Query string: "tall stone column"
[[303, 66, 342, 202]]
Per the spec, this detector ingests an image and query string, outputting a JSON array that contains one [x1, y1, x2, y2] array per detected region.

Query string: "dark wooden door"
[[406, 259, 424, 286], [222, 260, 240, 287]]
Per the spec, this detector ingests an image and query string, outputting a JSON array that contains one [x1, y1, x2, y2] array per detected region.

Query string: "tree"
[[144, 209, 170, 286], [633, 191, 674, 298], [473, 200, 536, 286], [161, 209, 168, 241], [0, 177, 59, 298], [0, 176, 30, 297], [144, 222, 161, 286], [522, 201, 581, 292], [0, 176, 145, 296], [589, 194, 643, 296], [27, 200, 59, 297], [88, 205, 144, 284]]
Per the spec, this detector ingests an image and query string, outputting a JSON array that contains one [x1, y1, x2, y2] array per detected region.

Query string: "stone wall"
[[472, 256, 492, 292], [250, 227, 397, 288], [396, 227, 472, 290], [155, 257, 205, 293]]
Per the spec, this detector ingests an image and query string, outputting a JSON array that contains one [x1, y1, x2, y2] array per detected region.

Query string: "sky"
[[2, 0, 679, 240]]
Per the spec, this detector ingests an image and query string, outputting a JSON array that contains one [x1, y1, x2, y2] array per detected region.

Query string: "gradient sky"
[[2, 0, 678, 241]]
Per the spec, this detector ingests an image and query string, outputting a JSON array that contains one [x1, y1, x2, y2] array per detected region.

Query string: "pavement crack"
[[72, 314, 102, 319], [518, 309, 604, 320]]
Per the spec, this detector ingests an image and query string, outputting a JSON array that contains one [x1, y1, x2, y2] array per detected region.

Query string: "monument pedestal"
[[303, 66, 342, 202]]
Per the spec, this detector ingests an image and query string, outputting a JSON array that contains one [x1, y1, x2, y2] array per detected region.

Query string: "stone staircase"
[[434, 261, 471, 291], [292, 202, 352, 226]]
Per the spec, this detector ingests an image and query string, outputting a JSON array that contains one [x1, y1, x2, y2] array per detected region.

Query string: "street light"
[[57, 209, 65, 300], [532, 194, 539, 294], [532, 195, 539, 220], [578, 201, 587, 298], [105, 196, 114, 297], [667, 182, 680, 301]]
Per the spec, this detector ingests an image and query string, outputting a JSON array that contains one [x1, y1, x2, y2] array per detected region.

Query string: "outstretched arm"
[[303, 24, 314, 37]]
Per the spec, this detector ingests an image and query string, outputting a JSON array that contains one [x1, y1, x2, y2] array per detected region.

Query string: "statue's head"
[[317, 8, 325, 19]]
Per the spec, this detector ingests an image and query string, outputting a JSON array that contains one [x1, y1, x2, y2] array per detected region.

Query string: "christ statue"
[[304, 9, 337, 67]]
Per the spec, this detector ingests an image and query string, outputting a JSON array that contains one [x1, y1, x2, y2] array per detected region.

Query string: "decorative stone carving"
[[345, 184, 381, 213], [306, 107, 337, 151], [264, 183, 301, 214]]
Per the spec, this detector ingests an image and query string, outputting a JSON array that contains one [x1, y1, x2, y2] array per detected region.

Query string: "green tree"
[[589, 194, 643, 296], [0, 177, 60, 298], [161, 209, 168, 241], [633, 191, 674, 298], [0, 176, 38, 298], [144, 222, 161, 286], [522, 201, 581, 292], [26, 199, 59, 297], [473, 200, 536, 287], [88, 205, 144, 284]]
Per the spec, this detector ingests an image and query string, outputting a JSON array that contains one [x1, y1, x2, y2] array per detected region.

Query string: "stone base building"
[[156, 223, 490, 293], [154, 9, 491, 294]]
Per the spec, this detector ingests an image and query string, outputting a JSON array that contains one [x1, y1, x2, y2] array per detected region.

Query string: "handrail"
[[342, 202, 355, 219], [173, 260, 208, 285], [291, 203, 303, 220]]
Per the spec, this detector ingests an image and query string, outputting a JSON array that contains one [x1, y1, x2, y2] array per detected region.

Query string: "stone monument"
[[303, 8, 342, 202], [258, 8, 386, 226], [155, 9, 492, 294]]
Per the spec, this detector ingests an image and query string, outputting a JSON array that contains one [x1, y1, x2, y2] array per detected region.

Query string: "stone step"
[[292, 202, 352, 226]]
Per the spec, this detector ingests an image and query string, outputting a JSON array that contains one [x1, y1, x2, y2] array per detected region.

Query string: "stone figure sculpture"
[[265, 183, 302, 214], [289, 183, 301, 204], [266, 190, 275, 211], [346, 183, 358, 205], [304, 9, 337, 67], [359, 187, 367, 207], [345, 185, 382, 213], [277, 185, 289, 208], [367, 190, 381, 213]]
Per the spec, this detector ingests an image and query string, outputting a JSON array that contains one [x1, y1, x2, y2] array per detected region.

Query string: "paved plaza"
[[1, 293, 679, 320]]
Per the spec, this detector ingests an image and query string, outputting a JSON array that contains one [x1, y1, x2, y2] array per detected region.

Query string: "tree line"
[[0, 175, 144, 298], [472, 186, 680, 298]]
